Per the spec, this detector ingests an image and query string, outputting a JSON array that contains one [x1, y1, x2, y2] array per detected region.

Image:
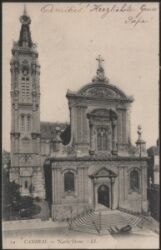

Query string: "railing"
[[67, 208, 95, 230], [72, 208, 94, 221]]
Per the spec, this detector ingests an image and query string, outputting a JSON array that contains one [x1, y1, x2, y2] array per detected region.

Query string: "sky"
[[2, 2, 159, 151]]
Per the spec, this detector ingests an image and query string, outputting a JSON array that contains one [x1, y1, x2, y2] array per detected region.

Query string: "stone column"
[[142, 165, 147, 201], [78, 167, 84, 202], [117, 109, 122, 144], [89, 123, 95, 155], [110, 183, 113, 209], [92, 179, 95, 209], [76, 107, 82, 143], [53, 168, 60, 204], [52, 166, 55, 204], [126, 107, 131, 143], [112, 120, 117, 155], [124, 167, 128, 200], [77, 168, 81, 202], [57, 168, 61, 204], [118, 166, 125, 203], [84, 167, 89, 202], [82, 107, 88, 143], [94, 182, 98, 208], [89, 123, 93, 149], [122, 109, 127, 144]]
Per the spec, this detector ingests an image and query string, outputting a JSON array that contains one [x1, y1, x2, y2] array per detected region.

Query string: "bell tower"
[[10, 6, 45, 198]]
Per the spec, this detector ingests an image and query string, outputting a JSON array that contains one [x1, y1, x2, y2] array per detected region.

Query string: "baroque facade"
[[10, 9, 149, 220]]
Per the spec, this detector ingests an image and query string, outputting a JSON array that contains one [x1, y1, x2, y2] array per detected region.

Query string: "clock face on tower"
[[20, 14, 31, 25]]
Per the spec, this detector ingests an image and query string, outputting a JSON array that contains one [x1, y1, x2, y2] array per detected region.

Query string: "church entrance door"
[[98, 185, 110, 207]]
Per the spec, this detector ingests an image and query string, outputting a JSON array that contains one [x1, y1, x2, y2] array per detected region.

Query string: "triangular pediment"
[[97, 168, 110, 176], [90, 167, 117, 178]]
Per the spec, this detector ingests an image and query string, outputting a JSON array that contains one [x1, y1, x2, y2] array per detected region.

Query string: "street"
[[3, 224, 159, 249]]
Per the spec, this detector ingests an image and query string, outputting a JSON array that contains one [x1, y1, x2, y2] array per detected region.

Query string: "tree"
[[2, 165, 21, 219]]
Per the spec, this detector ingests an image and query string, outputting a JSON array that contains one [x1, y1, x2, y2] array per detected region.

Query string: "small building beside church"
[[147, 139, 159, 186], [10, 8, 149, 221]]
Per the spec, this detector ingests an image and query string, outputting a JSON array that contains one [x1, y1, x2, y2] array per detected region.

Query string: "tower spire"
[[18, 5, 32, 48], [23, 3, 27, 15]]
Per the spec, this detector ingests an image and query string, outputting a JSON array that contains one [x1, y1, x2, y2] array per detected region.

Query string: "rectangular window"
[[97, 128, 108, 151], [64, 172, 75, 192]]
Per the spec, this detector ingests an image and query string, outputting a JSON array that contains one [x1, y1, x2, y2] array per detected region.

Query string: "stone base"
[[142, 200, 148, 214], [51, 203, 92, 221], [119, 199, 148, 215], [32, 168, 45, 199], [111, 150, 118, 155]]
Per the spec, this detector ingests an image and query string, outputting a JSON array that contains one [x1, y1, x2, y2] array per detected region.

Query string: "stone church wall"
[[50, 158, 148, 220]]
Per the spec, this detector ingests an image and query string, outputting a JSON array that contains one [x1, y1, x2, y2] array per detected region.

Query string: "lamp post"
[[69, 206, 73, 230], [99, 211, 101, 232], [109, 172, 115, 210], [136, 125, 144, 228]]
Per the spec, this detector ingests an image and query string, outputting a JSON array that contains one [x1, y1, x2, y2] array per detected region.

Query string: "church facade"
[[10, 9, 149, 220]]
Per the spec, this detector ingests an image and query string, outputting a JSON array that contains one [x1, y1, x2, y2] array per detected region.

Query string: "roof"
[[66, 81, 134, 103], [40, 121, 68, 140], [147, 146, 159, 156]]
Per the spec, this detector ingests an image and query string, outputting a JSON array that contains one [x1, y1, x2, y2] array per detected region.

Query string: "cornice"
[[50, 155, 149, 162]]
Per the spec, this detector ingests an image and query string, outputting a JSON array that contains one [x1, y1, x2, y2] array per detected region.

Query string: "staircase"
[[72, 209, 142, 235]]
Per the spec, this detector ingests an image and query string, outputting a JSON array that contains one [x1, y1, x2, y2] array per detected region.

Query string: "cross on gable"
[[96, 55, 104, 68]]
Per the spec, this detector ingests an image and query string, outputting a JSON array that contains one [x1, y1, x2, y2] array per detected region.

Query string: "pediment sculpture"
[[80, 86, 118, 98]]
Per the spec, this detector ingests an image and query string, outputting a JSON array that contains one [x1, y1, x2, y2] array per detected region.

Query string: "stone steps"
[[72, 210, 141, 234]]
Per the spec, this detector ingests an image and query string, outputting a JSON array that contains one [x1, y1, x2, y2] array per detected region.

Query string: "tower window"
[[27, 115, 31, 131], [130, 169, 140, 192], [64, 171, 75, 192], [21, 115, 25, 131], [21, 76, 30, 101]]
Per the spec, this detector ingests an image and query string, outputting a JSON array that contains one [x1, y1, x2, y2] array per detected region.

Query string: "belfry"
[[10, 7, 45, 198]]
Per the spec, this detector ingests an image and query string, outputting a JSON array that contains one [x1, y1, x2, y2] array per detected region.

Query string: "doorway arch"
[[98, 185, 110, 207]]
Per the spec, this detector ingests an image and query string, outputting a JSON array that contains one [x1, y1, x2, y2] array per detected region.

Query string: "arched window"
[[130, 170, 140, 192], [21, 74, 30, 102], [97, 129, 102, 151], [64, 171, 75, 192], [102, 129, 108, 150], [97, 128, 108, 151]]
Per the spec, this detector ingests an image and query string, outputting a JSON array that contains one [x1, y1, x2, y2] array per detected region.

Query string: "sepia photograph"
[[2, 2, 159, 249]]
